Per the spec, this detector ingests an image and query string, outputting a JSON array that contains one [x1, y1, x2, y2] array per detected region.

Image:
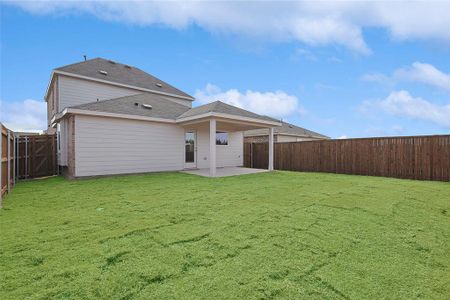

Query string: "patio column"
[[209, 118, 216, 177], [268, 127, 274, 171]]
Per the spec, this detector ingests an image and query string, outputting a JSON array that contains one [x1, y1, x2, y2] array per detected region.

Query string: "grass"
[[1, 171, 449, 299]]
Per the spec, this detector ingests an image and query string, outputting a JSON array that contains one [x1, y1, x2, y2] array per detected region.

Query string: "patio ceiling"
[[178, 115, 281, 132]]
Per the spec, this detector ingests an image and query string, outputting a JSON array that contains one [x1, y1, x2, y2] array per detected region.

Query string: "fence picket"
[[245, 135, 450, 182]]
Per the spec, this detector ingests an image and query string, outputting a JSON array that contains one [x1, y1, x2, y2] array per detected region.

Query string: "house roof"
[[69, 93, 190, 120], [244, 121, 329, 139], [64, 94, 280, 125], [55, 58, 194, 100], [177, 101, 280, 123]]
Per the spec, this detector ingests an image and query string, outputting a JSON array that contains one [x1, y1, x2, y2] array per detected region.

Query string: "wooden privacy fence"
[[1, 123, 58, 204], [1, 125, 15, 199], [244, 135, 450, 181], [16, 135, 58, 179]]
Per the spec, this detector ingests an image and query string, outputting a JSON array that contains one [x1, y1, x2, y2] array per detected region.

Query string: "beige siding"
[[47, 89, 53, 128], [67, 116, 75, 177], [244, 135, 278, 143], [74, 115, 184, 177], [57, 119, 69, 166], [245, 134, 324, 143], [276, 135, 300, 143], [277, 135, 323, 143], [196, 128, 243, 169], [47, 78, 58, 127], [58, 76, 140, 112], [57, 75, 192, 112]]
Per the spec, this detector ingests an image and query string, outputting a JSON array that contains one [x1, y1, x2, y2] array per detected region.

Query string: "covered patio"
[[176, 101, 282, 177]]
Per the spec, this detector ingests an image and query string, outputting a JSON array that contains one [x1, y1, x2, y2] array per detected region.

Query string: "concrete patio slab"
[[181, 167, 268, 178]]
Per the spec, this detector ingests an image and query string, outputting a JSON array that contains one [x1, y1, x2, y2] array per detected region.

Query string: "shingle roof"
[[55, 58, 193, 99], [68, 96, 281, 125], [244, 121, 329, 139], [177, 101, 280, 123], [70, 93, 190, 120]]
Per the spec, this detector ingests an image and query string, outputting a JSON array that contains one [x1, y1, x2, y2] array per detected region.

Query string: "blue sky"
[[1, 1, 449, 138]]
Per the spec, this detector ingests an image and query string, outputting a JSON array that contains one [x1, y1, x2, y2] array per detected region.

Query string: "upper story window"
[[216, 131, 228, 145]]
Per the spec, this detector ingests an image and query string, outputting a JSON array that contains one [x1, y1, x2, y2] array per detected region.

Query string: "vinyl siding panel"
[[57, 119, 69, 166], [196, 128, 243, 169], [74, 115, 184, 177], [58, 75, 192, 111], [277, 135, 323, 143], [276, 135, 299, 143], [58, 76, 140, 112]]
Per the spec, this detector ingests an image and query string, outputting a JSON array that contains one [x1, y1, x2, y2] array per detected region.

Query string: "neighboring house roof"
[[177, 101, 280, 123], [70, 93, 190, 120], [61, 94, 280, 125], [54, 57, 194, 100], [244, 121, 329, 139]]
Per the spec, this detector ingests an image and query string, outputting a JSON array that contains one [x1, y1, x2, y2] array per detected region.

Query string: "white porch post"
[[268, 127, 274, 171], [209, 118, 216, 177]]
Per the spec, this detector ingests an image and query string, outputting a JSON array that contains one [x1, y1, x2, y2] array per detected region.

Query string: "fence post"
[[13, 134, 16, 185], [0, 128, 2, 204], [25, 137, 28, 179], [250, 143, 253, 168], [7, 130, 11, 193], [16, 137, 20, 180]]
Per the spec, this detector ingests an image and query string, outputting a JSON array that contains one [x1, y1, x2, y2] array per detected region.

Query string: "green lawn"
[[1, 171, 449, 299]]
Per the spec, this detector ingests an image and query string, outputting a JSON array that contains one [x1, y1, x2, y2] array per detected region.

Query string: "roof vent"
[[155, 83, 162, 88], [108, 60, 116, 64], [142, 104, 152, 109], [124, 65, 132, 69], [98, 70, 108, 75], [134, 102, 139, 106]]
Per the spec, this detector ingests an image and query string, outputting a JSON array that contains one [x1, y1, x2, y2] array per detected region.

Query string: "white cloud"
[[194, 83, 301, 119], [291, 48, 317, 62], [394, 62, 450, 90], [0, 99, 47, 132], [361, 62, 449, 90], [328, 56, 343, 63], [361, 72, 392, 85], [7, 1, 450, 54], [359, 90, 450, 128], [364, 125, 404, 137], [337, 135, 348, 139]]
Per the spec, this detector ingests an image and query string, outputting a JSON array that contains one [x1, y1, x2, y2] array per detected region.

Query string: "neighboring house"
[[244, 121, 329, 143], [46, 58, 281, 178], [13, 132, 42, 136]]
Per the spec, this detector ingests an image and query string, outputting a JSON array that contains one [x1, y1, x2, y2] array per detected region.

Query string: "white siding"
[[58, 75, 192, 111], [58, 76, 140, 112], [277, 135, 323, 143], [195, 128, 243, 169], [74, 115, 184, 177], [57, 119, 69, 166]]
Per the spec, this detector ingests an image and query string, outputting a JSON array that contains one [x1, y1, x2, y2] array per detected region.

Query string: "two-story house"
[[46, 58, 280, 178]]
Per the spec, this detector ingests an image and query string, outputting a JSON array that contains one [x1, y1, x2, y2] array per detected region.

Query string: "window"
[[216, 131, 228, 145]]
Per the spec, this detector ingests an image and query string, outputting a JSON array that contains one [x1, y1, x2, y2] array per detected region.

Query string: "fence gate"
[[16, 135, 58, 179]]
